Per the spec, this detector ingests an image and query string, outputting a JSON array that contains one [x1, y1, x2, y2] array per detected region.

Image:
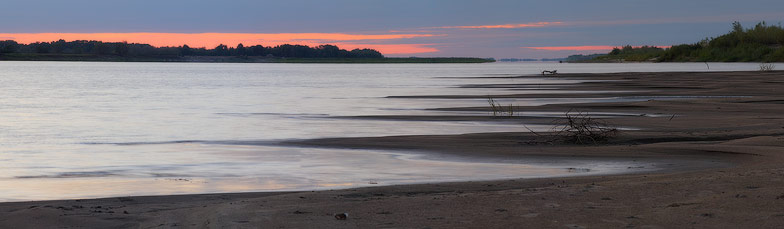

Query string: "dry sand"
[[1, 71, 783, 228]]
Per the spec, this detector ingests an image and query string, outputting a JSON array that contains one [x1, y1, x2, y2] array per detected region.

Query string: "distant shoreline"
[[0, 53, 494, 63]]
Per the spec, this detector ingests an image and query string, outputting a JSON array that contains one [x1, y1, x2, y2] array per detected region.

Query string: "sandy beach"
[[1, 70, 783, 228]]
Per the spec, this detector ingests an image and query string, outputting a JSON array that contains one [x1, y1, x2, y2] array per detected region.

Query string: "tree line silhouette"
[[588, 22, 784, 62], [657, 21, 784, 62], [0, 40, 384, 58]]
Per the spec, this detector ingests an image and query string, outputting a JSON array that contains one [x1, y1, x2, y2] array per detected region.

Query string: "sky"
[[1, 0, 783, 58]]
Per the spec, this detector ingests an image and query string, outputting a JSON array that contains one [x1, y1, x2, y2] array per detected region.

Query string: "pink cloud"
[[435, 22, 563, 29], [564, 13, 784, 27], [522, 46, 620, 51]]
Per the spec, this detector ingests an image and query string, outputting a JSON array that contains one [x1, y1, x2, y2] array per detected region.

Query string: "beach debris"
[[667, 202, 698, 208], [527, 109, 618, 145], [552, 110, 618, 144], [522, 213, 540, 218], [567, 168, 591, 173], [542, 70, 558, 75], [759, 63, 776, 71], [293, 210, 311, 214], [564, 224, 586, 229], [555, 110, 618, 144], [334, 212, 348, 220], [487, 96, 515, 117]]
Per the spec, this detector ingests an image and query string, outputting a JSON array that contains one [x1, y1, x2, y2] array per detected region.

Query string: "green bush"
[[593, 22, 784, 62]]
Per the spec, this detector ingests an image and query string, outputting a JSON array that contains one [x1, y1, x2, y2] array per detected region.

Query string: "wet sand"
[[2, 71, 784, 228]]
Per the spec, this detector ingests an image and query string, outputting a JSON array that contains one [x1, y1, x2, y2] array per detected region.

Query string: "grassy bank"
[[570, 22, 784, 63]]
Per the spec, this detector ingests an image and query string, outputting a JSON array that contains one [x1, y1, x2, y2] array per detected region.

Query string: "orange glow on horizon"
[[0, 33, 440, 55], [437, 22, 563, 29]]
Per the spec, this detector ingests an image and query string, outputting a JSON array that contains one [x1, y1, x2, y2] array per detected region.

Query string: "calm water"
[[0, 61, 758, 201]]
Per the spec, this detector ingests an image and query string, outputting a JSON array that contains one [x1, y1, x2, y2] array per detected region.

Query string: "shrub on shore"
[[583, 21, 784, 63]]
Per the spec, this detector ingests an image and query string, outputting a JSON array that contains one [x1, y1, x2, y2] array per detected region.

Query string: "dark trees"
[[0, 40, 20, 53], [0, 40, 384, 59]]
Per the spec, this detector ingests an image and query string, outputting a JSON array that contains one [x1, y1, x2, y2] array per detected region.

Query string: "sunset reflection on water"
[[0, 62, 756, 202], [0, 143, 650, 202]]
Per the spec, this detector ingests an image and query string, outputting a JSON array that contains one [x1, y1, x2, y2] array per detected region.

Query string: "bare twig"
[[487, 96, 515, 117], [760, 63, 776, 72], [487, 97, 500, 116], [508, 104, 514, 117], [523, 125, 543, 137], [527, 110, 618, 145]]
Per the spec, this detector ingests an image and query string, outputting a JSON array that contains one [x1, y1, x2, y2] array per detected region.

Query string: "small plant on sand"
[[526, 110, 618, 144], [487, 96, 515, 117], [759, 63, 776, 72]]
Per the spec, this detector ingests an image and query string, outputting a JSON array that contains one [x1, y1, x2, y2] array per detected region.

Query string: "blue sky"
[[2, 0, 783, 58]]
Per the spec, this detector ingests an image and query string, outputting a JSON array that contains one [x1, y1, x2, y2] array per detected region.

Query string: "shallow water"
[[0, 61, 761, 201], [0, 143, 669, 201]]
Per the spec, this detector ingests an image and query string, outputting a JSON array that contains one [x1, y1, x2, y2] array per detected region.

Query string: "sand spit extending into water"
[[1, 71, 784, 228]]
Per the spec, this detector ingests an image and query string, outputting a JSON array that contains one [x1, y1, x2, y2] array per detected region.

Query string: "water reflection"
[[0, 143, 659, 201], [0, 62, 757, 201]]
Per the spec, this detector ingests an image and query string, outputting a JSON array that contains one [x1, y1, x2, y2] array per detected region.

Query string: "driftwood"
[[541, 70, 558, 75], [525, 109, 618, 145]]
